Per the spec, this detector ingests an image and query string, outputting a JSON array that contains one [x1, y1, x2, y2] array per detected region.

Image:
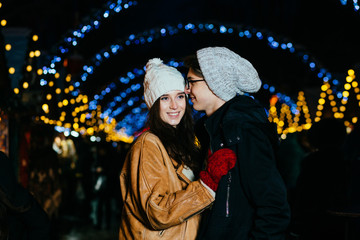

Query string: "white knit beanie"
[[196, 47, 262, 101], [143, 58, 185, 109]]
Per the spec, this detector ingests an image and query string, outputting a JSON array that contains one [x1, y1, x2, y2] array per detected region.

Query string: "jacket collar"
[[204, 95, 268, 149], [204, 98, 232, 137], [205, 95, 262, 133]]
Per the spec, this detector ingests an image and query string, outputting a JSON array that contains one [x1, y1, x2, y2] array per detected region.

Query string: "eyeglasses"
[[185, 78, 205, 89]]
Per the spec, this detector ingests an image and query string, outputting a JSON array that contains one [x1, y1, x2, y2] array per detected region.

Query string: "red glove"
[[200, 148, 237, 191]]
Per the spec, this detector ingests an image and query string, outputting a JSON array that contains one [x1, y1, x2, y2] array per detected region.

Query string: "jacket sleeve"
[[125, 135, 214, 230], [239, 127, 290, 240]]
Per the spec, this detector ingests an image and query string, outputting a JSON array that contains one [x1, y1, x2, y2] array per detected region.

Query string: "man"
[[184, 46, 290, 240]]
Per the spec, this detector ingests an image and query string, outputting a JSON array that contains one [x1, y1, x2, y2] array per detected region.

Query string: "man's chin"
[[193, 104, 202, 112]]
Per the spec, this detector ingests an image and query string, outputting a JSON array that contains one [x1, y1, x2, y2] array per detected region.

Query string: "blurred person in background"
[[291, 118, 350, 240], [0, 151, 50, 240]]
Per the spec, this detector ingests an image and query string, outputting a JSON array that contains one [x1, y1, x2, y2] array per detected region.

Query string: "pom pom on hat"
[[144, 58, 185, 108], [146, 58, 163, 70], [196, 47, 262, 101]]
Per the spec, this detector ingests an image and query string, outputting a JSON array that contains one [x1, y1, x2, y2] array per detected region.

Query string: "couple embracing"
[[119, 46, 290, 240]]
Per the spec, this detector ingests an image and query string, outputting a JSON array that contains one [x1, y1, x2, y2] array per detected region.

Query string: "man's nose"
[[185, 86, 191, 94]]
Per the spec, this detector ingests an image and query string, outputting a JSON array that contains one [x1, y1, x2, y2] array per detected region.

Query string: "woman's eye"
[[160, 97, 168, 101], [178, 94, 185, 99]]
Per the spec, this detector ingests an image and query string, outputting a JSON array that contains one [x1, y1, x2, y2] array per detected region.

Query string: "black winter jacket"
[[196, 95, 290, 240]]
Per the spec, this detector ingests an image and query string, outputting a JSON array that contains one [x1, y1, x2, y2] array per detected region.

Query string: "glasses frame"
[[185, 79, 205, 89]]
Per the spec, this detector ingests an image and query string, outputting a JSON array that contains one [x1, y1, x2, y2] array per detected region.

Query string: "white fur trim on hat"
[[143, 58, 185, 108], [196, 47, 262, 101]]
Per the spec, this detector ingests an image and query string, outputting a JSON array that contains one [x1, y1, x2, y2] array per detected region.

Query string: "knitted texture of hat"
[[197, 47, 262, 101], [143, 58, 185, 108]]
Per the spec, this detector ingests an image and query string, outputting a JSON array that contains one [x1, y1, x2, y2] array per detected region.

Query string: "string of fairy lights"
[[1, 9, 41, 94], [0, 0, 138, 142], [72, 21, 343, 119], [2, 0, 360, 143], [39, 0, 138, 89], [340, 0, 360, 12], [315, 69, 359, 124], [2, 0, 137, 96], [37, 21, 360, 142], [35, 22, 315, 141]]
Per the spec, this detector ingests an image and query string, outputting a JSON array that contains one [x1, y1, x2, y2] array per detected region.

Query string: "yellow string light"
[[35, 63, 358, 142], [352, 117, 358, 124], [42, 104, 49, 114], [5, 44, 11, 51], [66, 74, 72, 82], [334, 69, 360, 122], [23, 82, 29, 89]]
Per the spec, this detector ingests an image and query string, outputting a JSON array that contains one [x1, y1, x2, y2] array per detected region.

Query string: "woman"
[[119, 58, 218, 239]]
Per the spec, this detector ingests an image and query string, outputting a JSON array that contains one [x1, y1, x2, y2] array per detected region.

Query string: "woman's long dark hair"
[[147, 96, 201, 175]]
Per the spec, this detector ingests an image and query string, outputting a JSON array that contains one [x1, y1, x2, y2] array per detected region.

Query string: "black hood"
[[205, 95, 268, 132], [204, 95, 279, 150]]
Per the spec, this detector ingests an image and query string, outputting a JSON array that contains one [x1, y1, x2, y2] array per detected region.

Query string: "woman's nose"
[[170, 100, 178, 109]]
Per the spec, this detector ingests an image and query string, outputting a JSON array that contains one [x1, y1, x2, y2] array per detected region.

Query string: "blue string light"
[[38, 0, 137, 84], [44, 15, 350, 139], [339, 0, 360, 11], [73, 22, 333, 96], [40, 1, 357, 140], [64, 22, 343, 138]]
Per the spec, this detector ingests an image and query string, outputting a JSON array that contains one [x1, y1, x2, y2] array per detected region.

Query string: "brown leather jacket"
[[119, 131, 214, 240]]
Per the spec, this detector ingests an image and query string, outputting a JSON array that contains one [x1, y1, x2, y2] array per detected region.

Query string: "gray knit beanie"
[[196, 46, 262, 101]]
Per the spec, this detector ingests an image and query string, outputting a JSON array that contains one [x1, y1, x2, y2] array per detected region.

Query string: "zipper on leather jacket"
[[159, 229, 165, 236], [226, 171, 232, 217], [184, 205, 210, 222]]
